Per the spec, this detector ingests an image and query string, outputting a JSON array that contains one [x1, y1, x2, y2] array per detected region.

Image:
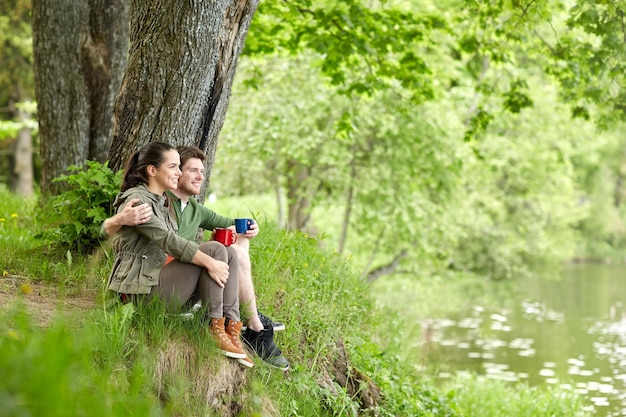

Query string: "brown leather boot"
[[210, 317, 246, 359], [225, 318, 254, 368]]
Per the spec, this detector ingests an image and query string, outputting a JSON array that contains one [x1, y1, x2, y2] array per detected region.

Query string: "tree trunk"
[[85, 0, 131, 163], [32, 0, 129, 195], [9, 106, 34, 197], [286, 159, 312, 231], [337, 157, 356, 255], [109, 0, 258, 203]]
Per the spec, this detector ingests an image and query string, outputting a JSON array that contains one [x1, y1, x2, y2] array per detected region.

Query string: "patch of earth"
[[0, 275, 98, 326]]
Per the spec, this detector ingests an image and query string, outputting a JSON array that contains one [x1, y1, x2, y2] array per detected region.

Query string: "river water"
[[421, 264, 626, 416]]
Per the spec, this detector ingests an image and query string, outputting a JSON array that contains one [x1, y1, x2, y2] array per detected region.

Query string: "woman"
[[106, 141, 252, 367]]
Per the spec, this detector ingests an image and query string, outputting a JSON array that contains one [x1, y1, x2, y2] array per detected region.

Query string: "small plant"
[[37, 161, 121, 253]]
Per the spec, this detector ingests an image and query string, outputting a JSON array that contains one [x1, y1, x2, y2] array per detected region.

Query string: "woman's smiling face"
[[149, 149, 181, 194]]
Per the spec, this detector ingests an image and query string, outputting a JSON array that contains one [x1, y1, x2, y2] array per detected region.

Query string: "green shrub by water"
[[445, 374, 589, 417]]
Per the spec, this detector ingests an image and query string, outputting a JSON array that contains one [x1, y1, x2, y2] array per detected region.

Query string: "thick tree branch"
[[365, 249, 409, 283]]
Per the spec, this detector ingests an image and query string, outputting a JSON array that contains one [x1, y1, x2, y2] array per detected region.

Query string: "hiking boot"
[[209, 317, 246, 359], [224, 318, 253, 368], [236, 355, 255, 368], [258, 310, 285, 332], [242, 326, 290, 371]]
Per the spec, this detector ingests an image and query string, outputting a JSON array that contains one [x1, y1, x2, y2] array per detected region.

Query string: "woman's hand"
[[205, 257, 229, 288]]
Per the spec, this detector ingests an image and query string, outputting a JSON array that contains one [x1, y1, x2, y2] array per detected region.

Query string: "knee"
[[231, 243, 244, 257], [199, 241, 227, 262], [232, 242, 251, 264], [225, 246, 239, 264]]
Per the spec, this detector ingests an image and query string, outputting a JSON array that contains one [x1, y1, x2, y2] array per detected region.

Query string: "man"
[[103, 145, 289, 371]]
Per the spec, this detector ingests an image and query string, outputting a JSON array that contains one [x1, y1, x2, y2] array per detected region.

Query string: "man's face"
[[177, 157, 205, 196]]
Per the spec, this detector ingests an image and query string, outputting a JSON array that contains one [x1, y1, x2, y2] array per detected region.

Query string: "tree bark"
[[286, 159, 312, 231], [32, 0, 129, 195], [109, 0, 258, 202], [9, 105, 34, 197], [85, 0, 131, 163], [337, 157, 356, 254]]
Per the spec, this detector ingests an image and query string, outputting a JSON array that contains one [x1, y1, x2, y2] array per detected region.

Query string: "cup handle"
[[232, 233, 237, 244]]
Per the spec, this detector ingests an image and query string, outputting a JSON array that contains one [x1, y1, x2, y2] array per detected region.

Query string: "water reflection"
[[422, 264, 626, 417]]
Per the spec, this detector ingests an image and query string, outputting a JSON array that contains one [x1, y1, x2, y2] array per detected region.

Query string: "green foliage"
[[38, 161, 121, 254], [0, 102, 38, 141], [349, 336, 459, 417], [0, 181, 99, 287], [445, 374, 589, 417], [0, 0, 33, 109], [0, 120, 21, 140], [557, 0, 626, 126], [0, 305, 161, 417], [0, 183, 37, 236], [246, 0, 446, 101], [503, 80, 534, 113], [219, 45, 621, 281], [218, 54, 465, 273], [448, 80, 593, 279], [461, 0, 626, 127], [570, 126, 626, 260], [0, 184, 47, 279]]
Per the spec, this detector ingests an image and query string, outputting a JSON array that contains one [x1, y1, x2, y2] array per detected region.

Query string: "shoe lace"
[[258, 311, 273, 328]]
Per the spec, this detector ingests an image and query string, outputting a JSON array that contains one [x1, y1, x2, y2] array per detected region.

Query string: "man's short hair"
[[177, 145, 206, 167]]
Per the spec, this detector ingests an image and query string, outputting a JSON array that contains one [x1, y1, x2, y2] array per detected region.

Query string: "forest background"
[[1, 0, 626, 415], [3, 0, 626, 282]]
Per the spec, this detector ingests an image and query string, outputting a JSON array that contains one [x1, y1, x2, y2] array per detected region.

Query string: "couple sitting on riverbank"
[[102, 142, 289, 371]]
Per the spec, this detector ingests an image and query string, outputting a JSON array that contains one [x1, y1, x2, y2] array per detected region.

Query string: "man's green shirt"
[[167, 191, 234, 241]]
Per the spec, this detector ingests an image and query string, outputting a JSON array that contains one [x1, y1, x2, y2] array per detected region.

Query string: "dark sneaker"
[[242, 326, 290, 371], [258, 310, 285, 332]]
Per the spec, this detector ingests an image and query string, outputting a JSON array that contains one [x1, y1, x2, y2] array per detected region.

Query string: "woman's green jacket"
[[106, 184, 199, 295]]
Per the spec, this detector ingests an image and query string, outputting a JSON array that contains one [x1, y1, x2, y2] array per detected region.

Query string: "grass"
[[0, 187, 591, 416], [1, 304, 160, 416], [446, 374, 589, 417]]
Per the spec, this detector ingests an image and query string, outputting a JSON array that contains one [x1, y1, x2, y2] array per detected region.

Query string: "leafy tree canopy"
[[245, 0, 448, 101]]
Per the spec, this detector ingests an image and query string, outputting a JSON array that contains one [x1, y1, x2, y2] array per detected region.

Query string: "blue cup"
[[235, 218, 254, 234]]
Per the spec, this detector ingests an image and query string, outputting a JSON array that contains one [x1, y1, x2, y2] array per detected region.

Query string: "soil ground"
[[0, 275, 98, 326]]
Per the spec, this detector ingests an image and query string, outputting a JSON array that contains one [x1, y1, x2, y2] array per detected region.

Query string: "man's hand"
[[103, 198, 153, 237], [243, 220, 259, 239], [119, 198, 153, 226]]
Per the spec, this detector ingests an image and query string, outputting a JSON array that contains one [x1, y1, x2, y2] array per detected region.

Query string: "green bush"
[[37, 161, 121, 254]]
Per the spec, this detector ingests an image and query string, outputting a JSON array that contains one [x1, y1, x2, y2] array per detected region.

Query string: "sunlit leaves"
[[246, 0, 447, 101], [503, 79, 533, 113], [0, 0, 33, 108], [461, 0, 626, 126]]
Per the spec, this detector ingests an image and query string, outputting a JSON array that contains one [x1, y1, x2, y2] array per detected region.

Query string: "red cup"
[[212, 228, 237, 246]]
